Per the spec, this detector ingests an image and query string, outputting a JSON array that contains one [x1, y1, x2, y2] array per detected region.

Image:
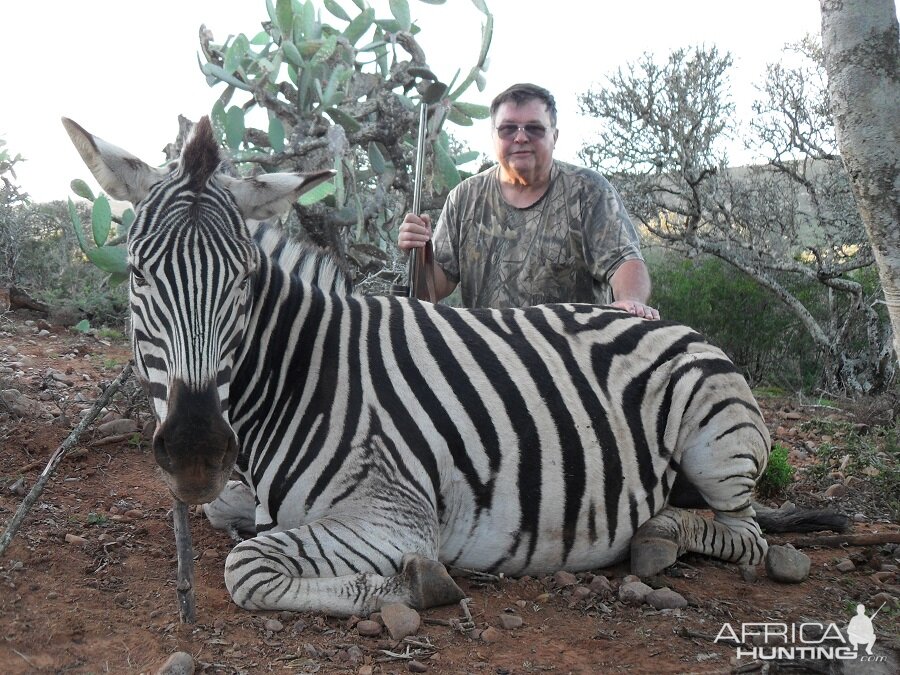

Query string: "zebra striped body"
[[64, 116, 845, 617]]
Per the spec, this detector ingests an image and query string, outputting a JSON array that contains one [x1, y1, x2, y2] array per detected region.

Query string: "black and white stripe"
[[64, 115, 848, 617]]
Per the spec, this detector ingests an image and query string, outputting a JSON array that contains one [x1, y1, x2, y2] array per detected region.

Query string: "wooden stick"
[[768, 532, 900, 548], [173, 499, 196, 624], [0, 364, 133, 557]]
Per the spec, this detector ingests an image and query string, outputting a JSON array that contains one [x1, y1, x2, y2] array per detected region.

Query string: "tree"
[[578, 44, 893, 393], [819, 0, 900, 362], [69, 0, 493, 289]]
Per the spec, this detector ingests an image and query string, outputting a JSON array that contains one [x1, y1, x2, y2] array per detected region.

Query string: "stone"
[[408, 660, 428, 673], [765, 545, 811, 583], [588, 574, 613, 596], [480, 626, 502, 643], [380, 603, 420, 641], [646, 587, 688, 610], [65, 533, 87, 546], [570, 586, 592, 602], [824, 483, 848, 499], [835, 559, 856, 573], [155, 651, 195, 675], [869, 592, 898, 609], [498, 613, 523, 630], [264, 618, 284, 632], [356, 619, 382, 636], [358, 667, 374, 675], [618, 581, 653, 605], [553, 570, 577, 587], [622, 574, 641, 584], [97, 418, 139, 438]]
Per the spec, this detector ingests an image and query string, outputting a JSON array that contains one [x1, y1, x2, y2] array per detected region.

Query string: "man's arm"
[[609, 259, 659, 319], [398, 213, 458, 302]]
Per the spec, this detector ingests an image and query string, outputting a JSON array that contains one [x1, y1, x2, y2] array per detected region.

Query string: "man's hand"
[[609, 299, 660, 320], [399, 213, 433, 252]]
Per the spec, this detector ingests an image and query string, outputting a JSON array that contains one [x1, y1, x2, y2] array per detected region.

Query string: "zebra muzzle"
[[152, 379, 239, 504]]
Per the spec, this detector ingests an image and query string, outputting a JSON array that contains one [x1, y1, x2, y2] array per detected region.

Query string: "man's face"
[[492, 98, 558, 184]]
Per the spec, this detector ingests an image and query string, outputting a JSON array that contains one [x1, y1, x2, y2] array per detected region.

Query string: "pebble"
[[870, 592, 898, 608], [358, 666, 374, 675], [97, 418, 139, 438], [155, 651, 195, 675], [480, 626, 502, 643], [853, 513, 869, 522], [123, 509, 144, 519], [346, 645, 364, 663], [408, 660, 428, 673], [4, 345, 17, 355], [835, 559, 856, 573], [824, 483, 848, 499], [65, 533, 87, 546], [553, 570, 577, 587], [646, 587, 688, 610], [356, 619, 382, 636], [570, 586, 592, 602], [498, 613, 523, 630], [264, 618, 284, 632], [618, 580, 653, 605], [871, 571, 894, 585], [380, 603, 420, 641], [765, 545, 811, 583], [622, 574, 641, 584]]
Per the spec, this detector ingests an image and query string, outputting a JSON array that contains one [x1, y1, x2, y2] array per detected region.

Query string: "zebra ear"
[[219, 170, 336, 221], [62, 117, 169, 204]]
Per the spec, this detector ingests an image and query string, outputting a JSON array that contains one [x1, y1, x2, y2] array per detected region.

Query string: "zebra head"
[[63, 116, 334, 503]]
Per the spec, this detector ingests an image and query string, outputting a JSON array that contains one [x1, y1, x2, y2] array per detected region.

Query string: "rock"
[[5, 345, 17, 355], [870, 592, 898, 608], [589, 575, 613, 595], [871, 571, 894, 585], [346, 645, 364, 664], [766, 545, 811, 583], [380, 603, 420, 641], [498, 613, 523, 630], [480, 626, 502, 643], [553, 570, 577, 587], [155, 651, 195, 675], [570, 586, 592, 602], [646, 588, 688, 610], [835, 559, 856, 573], [123, 509, 144, 519], [358, 667, 374, 675], [1, 389, 38, 416], [65, 533, 87, 546], [824, 483, 848, 499], [622, 574, 641, 584], [619, 581, 653, 605], [854, 513, 869, 523], [356, 619, 382, 636], [97, 418, 139, 438], [408, 660, 428, 673], [264, 618, 284, 632]]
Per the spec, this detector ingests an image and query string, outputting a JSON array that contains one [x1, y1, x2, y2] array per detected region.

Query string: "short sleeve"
[[432, 185, 462, 283], [581, 177, 643, 283]]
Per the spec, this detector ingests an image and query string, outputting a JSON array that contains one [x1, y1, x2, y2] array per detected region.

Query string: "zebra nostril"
[[153, 433, 173, 472]]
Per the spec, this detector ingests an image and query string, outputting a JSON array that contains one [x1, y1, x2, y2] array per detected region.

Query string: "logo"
[[714, 602, 887, 662]]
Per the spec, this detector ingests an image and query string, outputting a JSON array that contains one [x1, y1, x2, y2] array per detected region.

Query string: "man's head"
[[490, 83, 557, 127], [490, 83, 559, 186]]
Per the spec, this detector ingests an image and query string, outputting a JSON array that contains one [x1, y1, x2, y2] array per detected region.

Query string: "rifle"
[[401, 79, 446, 302]]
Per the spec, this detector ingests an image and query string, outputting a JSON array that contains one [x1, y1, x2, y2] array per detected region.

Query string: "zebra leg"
[[203, 480, 257, 541], [631, 506, 767, 576], [632, 420, 769, 576], [223, 518, 464, 616]]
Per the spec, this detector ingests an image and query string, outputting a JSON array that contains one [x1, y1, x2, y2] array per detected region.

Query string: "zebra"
[[63, 116, 848, 617]]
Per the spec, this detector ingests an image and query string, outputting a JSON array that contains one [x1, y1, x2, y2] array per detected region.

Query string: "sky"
[[1, 0, 827, 203]]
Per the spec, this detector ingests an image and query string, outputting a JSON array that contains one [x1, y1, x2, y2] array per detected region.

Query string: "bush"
[[647, 250, 823, 390], [757, 443, 795, 499]]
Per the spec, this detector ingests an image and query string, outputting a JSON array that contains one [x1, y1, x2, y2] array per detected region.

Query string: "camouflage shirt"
[[432, 160, 643, 308]]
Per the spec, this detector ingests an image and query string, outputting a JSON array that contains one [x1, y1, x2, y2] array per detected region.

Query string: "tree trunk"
[[820, 0, 900, 361]]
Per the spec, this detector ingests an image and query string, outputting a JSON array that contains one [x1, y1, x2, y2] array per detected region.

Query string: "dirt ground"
[[0, 308, 898, 675]]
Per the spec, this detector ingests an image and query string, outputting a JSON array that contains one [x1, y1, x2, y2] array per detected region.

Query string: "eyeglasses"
[[494, 124, 551, 140]]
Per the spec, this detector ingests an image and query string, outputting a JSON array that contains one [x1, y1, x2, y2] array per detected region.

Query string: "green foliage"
[[86, 512, 109, 527], [648, 250, 822, 389], [70, 0, 493, 287], [757, 443, 795, 499]]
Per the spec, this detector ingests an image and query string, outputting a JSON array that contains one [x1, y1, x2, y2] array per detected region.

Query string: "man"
[[398, 82, 658, 319]]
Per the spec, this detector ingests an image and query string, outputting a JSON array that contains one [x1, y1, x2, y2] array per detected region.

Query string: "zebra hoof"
[[630, 537, 679, 577], [400, 553, 466, 610]]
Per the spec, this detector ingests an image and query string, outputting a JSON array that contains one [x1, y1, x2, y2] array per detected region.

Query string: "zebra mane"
[[247, 220, 354, 295]]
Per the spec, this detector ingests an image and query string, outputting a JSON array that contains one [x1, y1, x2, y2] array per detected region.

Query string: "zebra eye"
[[132, 271, 149, 288], [238, 276, 251, 291]]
